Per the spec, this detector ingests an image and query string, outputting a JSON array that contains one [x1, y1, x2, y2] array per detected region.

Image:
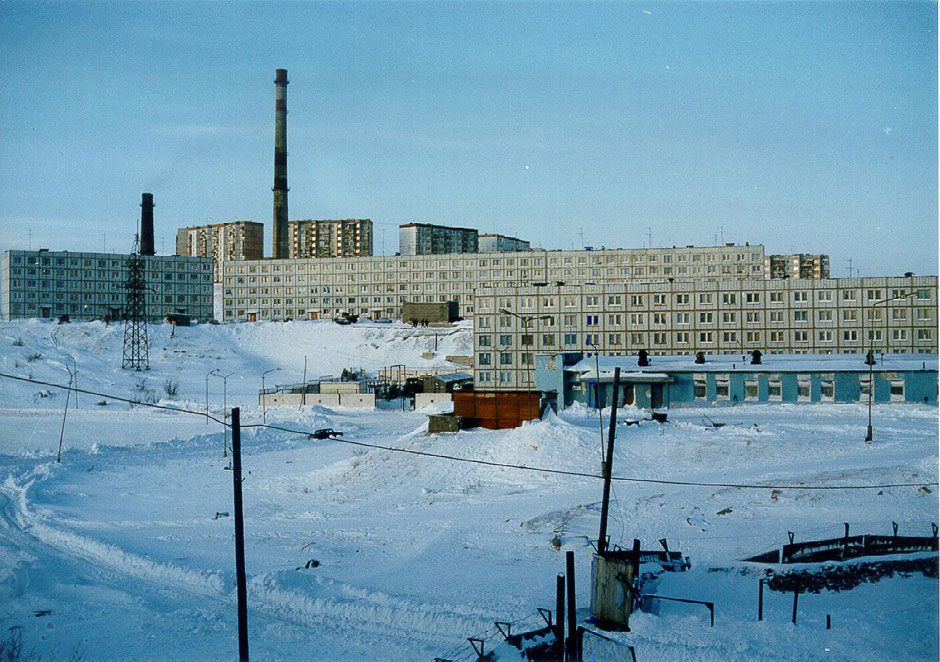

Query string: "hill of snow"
[[0, 319, 936, 661]]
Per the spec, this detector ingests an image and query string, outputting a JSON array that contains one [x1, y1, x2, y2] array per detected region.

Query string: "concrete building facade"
[[472, 276, 938, 390], [2, 250, 214, 322], [479, 234, 530, 253], [399, 223, 478, 255], [219, 244, 771, 322], [536, 353, 938, 409], [764, 253, 830, 279], [288, 219, 373, 259], [176, 222, 264, 282]]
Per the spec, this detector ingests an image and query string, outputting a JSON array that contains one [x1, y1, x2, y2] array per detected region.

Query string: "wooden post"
[[791, 590, 799, 625], [566, 551, 578, 660], [598, 368, 620, 554], [231, 408, 250, 661], [758, 579, 764, 621], [555, 573, 565, 647]]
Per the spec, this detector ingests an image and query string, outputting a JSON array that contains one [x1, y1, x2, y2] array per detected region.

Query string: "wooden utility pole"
[[231, 408, 250, 661], [597, 367, 620, 553]]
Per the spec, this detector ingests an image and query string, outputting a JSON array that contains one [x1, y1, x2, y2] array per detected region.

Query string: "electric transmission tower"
[[122, 234, 150, 371]]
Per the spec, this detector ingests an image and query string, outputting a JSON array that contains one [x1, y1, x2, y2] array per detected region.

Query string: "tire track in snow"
[[1, 474, 486, 649]]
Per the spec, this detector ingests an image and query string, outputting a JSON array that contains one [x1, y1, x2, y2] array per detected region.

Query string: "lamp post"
[[863, 291, 916, 442], [261, 367, 281, 424], [212, 369, 237, 456], [499, 308, 552, 391], [205, 368, 219, 424]]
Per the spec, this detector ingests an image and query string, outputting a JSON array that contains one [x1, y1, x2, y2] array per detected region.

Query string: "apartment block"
[[399, 223, 478, 255], [472, 276, 938, 390], [479, 234, 530, 253], [289, 219, 373, 259], [2, 250, 214, 322], [176, 221, 264, 282], [220, 244, 771, 323], [765, 254, 830, 279]]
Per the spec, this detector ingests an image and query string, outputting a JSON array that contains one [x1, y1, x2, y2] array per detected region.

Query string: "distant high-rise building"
[[399, 223, 478, 255], [479, 233, 530, 253], [176, 221, 264, 282], [765, 254, 830, 279], [289, 219, 373, 258]]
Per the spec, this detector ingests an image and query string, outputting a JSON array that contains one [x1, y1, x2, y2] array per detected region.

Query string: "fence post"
[[791, 590, 799, 625], [556, 574, 565, 646], [758, 579, 764, 621], [231, 408, 250, 662], [567, 551, 578, 661]]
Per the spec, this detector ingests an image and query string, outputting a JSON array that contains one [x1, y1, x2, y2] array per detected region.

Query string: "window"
[[609, 333, 622, 345], [500, 353, 512, 365], [715, 376, 730, 400], [722, 293, 736, 305], [746, 331, 761, 343], [768, 378, 782, 401], [892, 308, 907, 321], [918, 329, 933, 341], [842, 310, 858, 322], [693, 374, 707, 400], [478, 335, 491, 347], [722, 331, 737, 343], [746, 311, 761, 323], [770, 331, 784, 343], [675, 312, 690, 325], [745, 292, 760, 304], [769, 311, 784, 323], [859, 375, 872, 399], [892, 329, 907, 341], [675, 294, 690, 305], [699, 312, 714, 324], [793, 311, 807, 322], [564, 333, 578, 345], [722, 312, 736, 323], [794, 330, 808, 343], [698, 293, 713, 305], [675, 332, 690, 344], [818, 330, 833, 343], [478, 352, 492, 366], [793, 291, 808, 303], [542, 334, 555, 346], [653, 294, 667, 306], [842, 290, 857, 302], [817, 290, 832, 302], [699, 331, 714, 344], [797, 375, 811, 401], [820, 376, 834, 402], [843, 330, 858, 342], [745, 380, 759, 402], [586, 314, 598, 327], [818, 310, 833, 322], [769, 292, 783, 304], [630, 295, 644, 306], [889, 379, 905, 402]]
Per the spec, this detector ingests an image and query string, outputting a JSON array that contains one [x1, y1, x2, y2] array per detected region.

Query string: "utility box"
[[428, 414, 461, 434], [591, 550, 638, 631]]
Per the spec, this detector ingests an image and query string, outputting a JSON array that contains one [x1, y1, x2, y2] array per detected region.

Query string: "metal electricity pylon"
[[122, 234, 150, 371]]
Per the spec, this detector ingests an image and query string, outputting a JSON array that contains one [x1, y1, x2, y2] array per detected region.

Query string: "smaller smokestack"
[[140, 193, 155, 256]]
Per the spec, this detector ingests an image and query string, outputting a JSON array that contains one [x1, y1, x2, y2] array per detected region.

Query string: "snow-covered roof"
[[430, 371, 473, 383], [566, 352, 938, 376]]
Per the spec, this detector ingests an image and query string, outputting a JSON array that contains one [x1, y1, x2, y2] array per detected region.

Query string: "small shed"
[[452, 390, 541, 429]]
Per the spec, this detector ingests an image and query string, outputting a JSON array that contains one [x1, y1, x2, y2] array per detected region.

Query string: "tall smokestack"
[[273, 68, 289, 259], [140, 193, 155, 256]]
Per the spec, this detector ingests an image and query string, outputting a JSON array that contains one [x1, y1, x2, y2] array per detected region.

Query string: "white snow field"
[[0, 319, 937, 661]]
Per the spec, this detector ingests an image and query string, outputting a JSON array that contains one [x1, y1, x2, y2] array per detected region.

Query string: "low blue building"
[[535, 352, 938, 409]]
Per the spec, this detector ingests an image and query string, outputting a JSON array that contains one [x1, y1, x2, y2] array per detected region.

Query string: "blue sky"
[[0, 1, 936, 275]]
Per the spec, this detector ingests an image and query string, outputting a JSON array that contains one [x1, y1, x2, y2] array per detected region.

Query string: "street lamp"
[[205, 368, 219, 424], [211, 369, 237, 456], [862, 290, 917, 442], [499, 308, 552, 391], [261, 367, 281, 424]]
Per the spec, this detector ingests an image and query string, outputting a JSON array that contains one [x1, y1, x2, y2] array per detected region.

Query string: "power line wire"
[[2, 371, 936, 491]]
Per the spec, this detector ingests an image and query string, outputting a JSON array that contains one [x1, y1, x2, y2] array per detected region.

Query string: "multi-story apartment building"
[[176, 221, 264, 282], [220, 244, 770, 322], [479, 234, 530, 253], [472, 276, 938, 389], [764, 253, 830, 279], [289, 219, 373, 259], [2, 250, 214, 322], [399, 223, 478, 255]]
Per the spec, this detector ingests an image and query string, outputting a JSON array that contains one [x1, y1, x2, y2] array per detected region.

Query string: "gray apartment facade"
[[2, 250, 214, 322], [472, 276, 938, 390]]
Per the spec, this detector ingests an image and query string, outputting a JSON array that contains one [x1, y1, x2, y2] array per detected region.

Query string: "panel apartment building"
[[176, 221, 264, 282], [2, 249, 214, 322], [399, 223, 478, 255], [288, 219, 373, 259], [479, 233, 531, 253], [472, 276, 938, 389], [220, 244, 772, 322]]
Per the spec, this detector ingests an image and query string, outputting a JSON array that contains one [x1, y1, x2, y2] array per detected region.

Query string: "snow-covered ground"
[[0, 320, 936, 661]]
